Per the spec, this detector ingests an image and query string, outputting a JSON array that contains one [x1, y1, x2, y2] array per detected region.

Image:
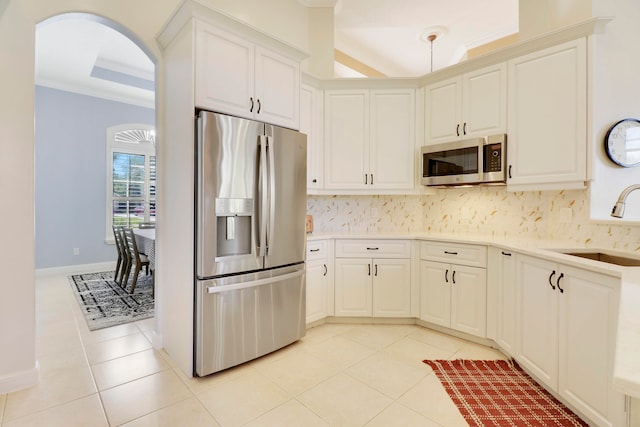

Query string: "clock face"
[[605, 118, 640, 167]]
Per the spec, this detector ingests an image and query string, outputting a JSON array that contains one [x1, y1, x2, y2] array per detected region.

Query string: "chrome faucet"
[[611, 184, 640, 218]]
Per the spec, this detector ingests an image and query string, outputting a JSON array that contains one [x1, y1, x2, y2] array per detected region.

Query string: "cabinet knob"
[[312, 178, 317, 183]]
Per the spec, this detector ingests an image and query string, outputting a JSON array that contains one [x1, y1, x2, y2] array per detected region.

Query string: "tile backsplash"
[[307, 187, 640, 252]]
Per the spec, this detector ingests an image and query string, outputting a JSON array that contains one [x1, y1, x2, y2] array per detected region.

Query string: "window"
[[106, 125, 155, 241]]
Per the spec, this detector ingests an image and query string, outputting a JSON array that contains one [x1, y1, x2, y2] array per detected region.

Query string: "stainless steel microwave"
[[421, 134, 507, 186]]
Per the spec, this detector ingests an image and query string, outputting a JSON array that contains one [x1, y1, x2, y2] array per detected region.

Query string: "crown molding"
[[297, 0, 338, 7]]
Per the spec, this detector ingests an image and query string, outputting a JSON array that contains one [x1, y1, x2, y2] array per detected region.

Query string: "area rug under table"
[[423, 359, 587, 427], [68, 271, 154, 331]]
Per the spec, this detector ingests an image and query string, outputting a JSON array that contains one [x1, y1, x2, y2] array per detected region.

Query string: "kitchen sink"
[[554, 250, 640, 267]]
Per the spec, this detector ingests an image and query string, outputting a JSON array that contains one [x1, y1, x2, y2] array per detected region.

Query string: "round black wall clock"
[[604, 118, 640, 167]]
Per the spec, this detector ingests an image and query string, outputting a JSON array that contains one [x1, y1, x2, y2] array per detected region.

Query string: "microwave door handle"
[[258, 135, 268, 257], [478, 140, 484, 181]]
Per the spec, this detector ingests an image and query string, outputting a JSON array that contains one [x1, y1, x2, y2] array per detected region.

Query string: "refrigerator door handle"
[[267, 135, 276, 255], [258, 135, 269, 257], [206, 270, 304, 294]]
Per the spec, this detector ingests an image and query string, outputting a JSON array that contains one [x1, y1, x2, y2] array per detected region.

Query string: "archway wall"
[[0, 0, 311, 391]]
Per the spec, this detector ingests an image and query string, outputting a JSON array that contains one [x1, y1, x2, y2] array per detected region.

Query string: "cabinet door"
[[517, 255, 558, 390], [462, 63, 506, 138], [372, 258, 411, 317], [496, 250, 517, 355], [507, 39, 586, 188], [334, 258, 372, 316], [450, 264, 487, 337], [419, 260, 450, 327], [306, 259, 328, 323], [425, 77, 461, 144], [254, 46, 300, 129], [301, 84, 323, 190], [558, 266, 623, 427], [369, 89, 415, 190], [324, 90, 369, 189], [195, 22, 254, 119]]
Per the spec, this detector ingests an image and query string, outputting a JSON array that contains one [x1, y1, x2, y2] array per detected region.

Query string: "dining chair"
[[123, 227, 151, 294], [117, 227, 132, 287], [112, 225, 126, 285]]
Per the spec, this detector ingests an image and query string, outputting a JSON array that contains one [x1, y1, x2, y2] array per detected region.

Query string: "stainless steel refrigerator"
[[194, 111, 307, 377]]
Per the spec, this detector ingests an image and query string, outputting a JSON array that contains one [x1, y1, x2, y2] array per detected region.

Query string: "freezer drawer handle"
[[206, 270, 304, 294]]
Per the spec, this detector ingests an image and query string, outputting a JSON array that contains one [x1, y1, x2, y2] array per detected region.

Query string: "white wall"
[[589, 0, 640, 221], [0, 0, 311, 392]]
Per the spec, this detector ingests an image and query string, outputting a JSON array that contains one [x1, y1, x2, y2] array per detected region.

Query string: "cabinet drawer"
[[335, 239, 411, 258], [420, 241, 487, 267], [307, 240, 328, 261]]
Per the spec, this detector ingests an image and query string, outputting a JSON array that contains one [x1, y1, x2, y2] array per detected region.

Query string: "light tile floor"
[[0, 272, 509, 427]]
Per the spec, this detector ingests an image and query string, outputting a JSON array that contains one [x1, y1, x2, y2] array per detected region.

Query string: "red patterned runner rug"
[[423, 359, 588, 427]]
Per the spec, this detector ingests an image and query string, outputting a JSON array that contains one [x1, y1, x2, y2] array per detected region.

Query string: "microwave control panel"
[[483, 143, 502, 172]]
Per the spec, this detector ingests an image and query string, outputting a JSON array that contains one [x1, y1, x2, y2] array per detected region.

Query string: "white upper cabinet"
[[425, 63, 506, 145], [195, 21, 300, 129], [300, 83, 323, 191], [324, 88, 416, 192], [507, 39, 587, 190], [324, 90, 369, 189]]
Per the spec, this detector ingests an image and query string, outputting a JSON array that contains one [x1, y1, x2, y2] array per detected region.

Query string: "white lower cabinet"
[[306, 240, 332, 324], [420, 261, 487, 337], [334, 240, 411, 317], [494, 248, 518, 356], [516, 254, 624, 427], [419, 241, 487, 338]]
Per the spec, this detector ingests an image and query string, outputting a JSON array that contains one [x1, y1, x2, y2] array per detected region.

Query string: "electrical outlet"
[[559, 208, 573, 223], [73, 248, 80, 256]]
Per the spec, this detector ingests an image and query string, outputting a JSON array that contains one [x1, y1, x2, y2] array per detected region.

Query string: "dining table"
[[133, 227, 155, 270]]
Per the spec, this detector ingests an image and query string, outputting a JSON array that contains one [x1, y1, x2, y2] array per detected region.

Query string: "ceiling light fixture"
[[419, 26, 447, 73]]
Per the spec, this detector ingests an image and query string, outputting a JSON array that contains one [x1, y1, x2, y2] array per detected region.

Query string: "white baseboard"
[[36, 262, 115, 278], [0, 362, 39, 394]]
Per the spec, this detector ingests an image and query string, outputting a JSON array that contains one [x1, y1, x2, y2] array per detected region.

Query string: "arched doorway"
[[34, 13, 159, 333]]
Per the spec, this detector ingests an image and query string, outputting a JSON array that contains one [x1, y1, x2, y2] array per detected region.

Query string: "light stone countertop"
[[306, 231, 640, 399]]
